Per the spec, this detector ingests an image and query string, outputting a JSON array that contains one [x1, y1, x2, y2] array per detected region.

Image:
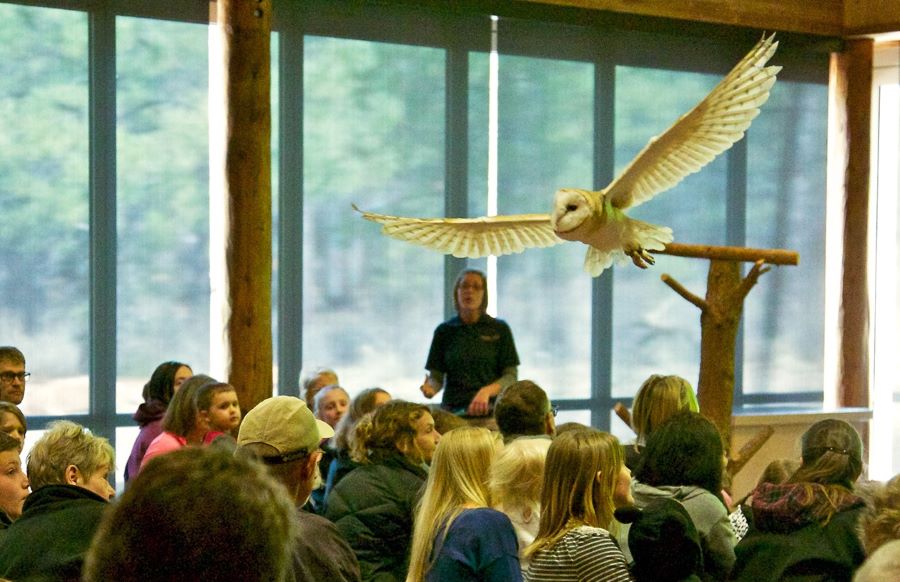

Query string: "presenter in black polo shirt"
[[420, 269, 520, 417]]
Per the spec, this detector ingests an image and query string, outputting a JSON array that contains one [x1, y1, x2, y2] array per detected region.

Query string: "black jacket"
[[325, 454, 426, 582], [0, 484, 109, 582], [730, 482, 866, 582]]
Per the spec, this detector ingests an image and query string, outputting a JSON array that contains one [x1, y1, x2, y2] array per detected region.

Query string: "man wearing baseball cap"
[[238, 396, 360, 582]]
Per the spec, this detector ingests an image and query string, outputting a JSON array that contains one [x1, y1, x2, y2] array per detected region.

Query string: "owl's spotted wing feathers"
[[353, 205, 562, 259], [606, 34, 780, 210]]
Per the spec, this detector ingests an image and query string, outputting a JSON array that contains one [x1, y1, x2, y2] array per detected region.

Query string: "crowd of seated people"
[[0, 349, 897, 582]]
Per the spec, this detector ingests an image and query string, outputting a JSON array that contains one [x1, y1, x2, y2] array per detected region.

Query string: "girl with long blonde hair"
[[524, 428, 633, 581], [407, 426, 521, 581], [627, 374, 698, 470]]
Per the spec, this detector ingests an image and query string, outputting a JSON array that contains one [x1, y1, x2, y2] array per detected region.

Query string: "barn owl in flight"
[[356, 35, 780, 277]]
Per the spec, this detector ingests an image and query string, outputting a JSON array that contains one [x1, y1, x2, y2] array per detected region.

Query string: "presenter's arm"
[[420, 370, 443, 399], [467, 366, 518, 417]]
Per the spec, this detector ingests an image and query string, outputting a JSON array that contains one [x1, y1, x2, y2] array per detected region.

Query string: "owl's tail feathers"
[[583, 247, 618, 277], [582, 220, 674, 277]]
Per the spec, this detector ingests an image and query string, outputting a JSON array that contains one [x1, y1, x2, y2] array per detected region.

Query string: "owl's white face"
[[551, 188, 596, 241]]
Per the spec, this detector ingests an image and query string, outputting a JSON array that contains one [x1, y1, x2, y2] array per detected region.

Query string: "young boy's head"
[[196, 382, 241, 433], [0, 431, 29, 520]]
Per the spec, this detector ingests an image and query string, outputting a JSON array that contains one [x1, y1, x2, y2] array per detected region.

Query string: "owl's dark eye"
[[566, 204, 578, 212]]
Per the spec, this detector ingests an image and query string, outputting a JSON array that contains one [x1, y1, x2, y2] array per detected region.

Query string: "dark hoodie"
[[730, 482, 867, 582], [124, 399, 168, 482]]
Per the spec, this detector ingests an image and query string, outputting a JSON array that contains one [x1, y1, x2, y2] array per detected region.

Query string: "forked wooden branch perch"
[[661, 274, 707, 310], [614, 402, 633, 432], [728, 425, 775, 476]]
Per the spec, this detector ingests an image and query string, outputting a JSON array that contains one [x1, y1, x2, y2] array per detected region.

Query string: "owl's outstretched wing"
[[606, 34, 780, 211], [354, 204, 563, 258]]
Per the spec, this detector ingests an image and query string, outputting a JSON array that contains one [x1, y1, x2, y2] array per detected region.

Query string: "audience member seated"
[[731, 419, 868, 582], [237, 395, 361, 582], [0, 420, 114, 580], [315, 384, 350, 430], [428, 405, 468, 436], [83, 447, 298, 582], [0, 432, 28, 530], [140, 374, 227, 471], [324, 388, 392, 501], [408, 426, 521, 581], [554, 421, 587, 435], [852, 539, 900, 582], [489, 436, 552, 571], [0, 402, 26, 450], [626, 374, 698, 470], [494, 380, 556, 444], [524, 428, 633, 581], [730, 458, 800, 542], [303, 366, 339, 409], [0, 347, 28, 406], [858, 473, 900, 556], [195, 377, 241, 441], [626, 411, 735, 581], [124, 360, 192, 482], [310, 385, 351, 509], [615, 498, 704, 582], [325, 401, 440, 581]]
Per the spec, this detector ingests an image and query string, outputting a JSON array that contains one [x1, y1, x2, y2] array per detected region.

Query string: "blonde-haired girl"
[[489, 437, 551, 570], [407, 426, 520, 581], [627, 374, 698, 470], [524, 428, 633, 581]]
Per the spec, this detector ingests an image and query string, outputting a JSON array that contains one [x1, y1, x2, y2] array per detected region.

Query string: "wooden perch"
[[661, 274, 707, 310], [657, 242, 799, 266], [728, 425, 775, 477], [613, 402, 633, 432]]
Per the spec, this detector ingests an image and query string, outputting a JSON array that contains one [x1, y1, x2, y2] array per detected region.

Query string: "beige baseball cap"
[[237, 396, 334, 463]]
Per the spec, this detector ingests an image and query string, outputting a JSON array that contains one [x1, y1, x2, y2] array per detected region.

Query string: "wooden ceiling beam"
[[521, 0, 899, 38]]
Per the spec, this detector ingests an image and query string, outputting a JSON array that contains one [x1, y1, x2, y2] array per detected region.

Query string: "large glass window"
[[744, 80, 828, 396], [0, 1, 835, 486], [115, 16, 211, 415], [495, 54, 593, 400], [0, 5, 90, 417], [302, 37, 445, 401], [611, 67, 728, 399]]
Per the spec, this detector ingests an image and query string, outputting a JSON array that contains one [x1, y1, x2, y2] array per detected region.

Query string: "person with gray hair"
[[0, 420, 115, 580]]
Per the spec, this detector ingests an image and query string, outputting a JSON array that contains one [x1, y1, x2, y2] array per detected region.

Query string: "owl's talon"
[[628, 249, 655, 269]]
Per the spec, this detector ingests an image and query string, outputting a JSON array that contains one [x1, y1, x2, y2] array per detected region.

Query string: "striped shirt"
[[525, 525, 633, 581]]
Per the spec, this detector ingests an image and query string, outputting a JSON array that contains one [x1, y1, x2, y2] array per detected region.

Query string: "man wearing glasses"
[[494, 380, 557, 444], [0, 347, 28, 405]]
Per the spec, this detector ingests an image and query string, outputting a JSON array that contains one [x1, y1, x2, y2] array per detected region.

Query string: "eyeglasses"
[[458, 283, 484, 291], [549, 403, 559, 417], [0, 372, 30, 384]]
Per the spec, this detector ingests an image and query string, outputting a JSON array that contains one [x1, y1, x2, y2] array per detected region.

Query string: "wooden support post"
[[833, 39, 873, 409], [663, 259, 771, 449], [216, 0, 273, 413]]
